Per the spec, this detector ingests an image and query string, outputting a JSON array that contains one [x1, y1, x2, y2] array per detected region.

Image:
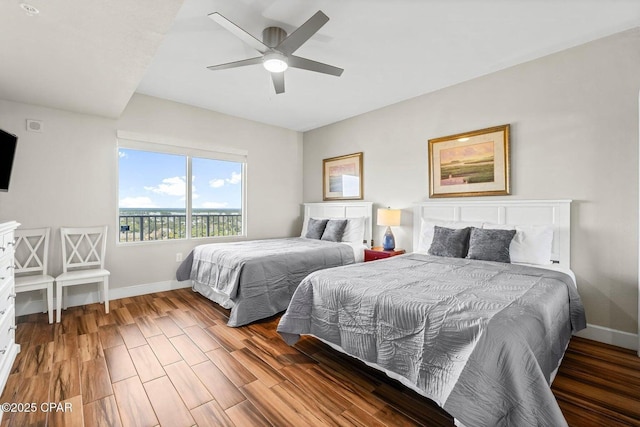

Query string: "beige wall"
[[303, 29, 640, 335], [0, 94, 303, 298]]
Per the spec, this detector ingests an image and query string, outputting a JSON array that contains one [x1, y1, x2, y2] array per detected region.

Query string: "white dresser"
[[0, 221, 19, 397]]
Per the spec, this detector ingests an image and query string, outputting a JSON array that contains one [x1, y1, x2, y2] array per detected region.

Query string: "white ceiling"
[[0, 0, 183, 118], [2, 1, 640, 131]]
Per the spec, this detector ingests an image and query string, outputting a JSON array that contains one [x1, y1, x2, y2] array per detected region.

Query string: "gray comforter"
[[277, 253, 586, 426], [179, 238, 355, 327]]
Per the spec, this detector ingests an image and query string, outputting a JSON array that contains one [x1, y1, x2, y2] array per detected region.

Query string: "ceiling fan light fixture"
[[263, 52, 288, 73], [208, 11, 342, 93]]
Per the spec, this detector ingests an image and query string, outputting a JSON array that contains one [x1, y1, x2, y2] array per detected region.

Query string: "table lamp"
[[377, 207, 401, 251]]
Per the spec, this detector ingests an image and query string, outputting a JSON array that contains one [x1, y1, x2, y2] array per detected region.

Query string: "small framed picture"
[[323, 152, 363, 201], [428, 124, 510, 198]]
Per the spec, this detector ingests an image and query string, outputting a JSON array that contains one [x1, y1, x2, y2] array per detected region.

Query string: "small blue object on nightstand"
[[382, 228, 395, 251], [377, 207, 401, 251]]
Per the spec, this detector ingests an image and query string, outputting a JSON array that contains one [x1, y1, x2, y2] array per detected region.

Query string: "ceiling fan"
[[207, 10, 344, 94]]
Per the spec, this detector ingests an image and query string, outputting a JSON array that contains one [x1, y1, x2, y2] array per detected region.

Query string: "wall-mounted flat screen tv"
[[0, 129, 18, 192]]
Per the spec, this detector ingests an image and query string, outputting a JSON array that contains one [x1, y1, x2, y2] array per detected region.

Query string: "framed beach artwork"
[[428, 124, 510, 198], [323, 152, 363, 201]]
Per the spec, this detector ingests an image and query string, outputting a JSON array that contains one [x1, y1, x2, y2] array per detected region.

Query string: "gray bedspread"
[[179, 238, 355, 327], [277, 253, 586, 426]]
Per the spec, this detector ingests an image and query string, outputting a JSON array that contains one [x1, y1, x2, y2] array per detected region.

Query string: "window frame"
[[116, 134, 247, 246]]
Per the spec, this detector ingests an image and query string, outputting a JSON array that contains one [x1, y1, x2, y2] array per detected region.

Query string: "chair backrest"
[[14, 227, 51, 276], [60, 226, 108, 272]]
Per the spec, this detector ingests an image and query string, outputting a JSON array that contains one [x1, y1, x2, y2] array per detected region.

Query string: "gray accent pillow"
[[305, 218, 329, 239], [428, 226, 471, 258], [466, 227, 517, 263], [321, 219, 348, 242]]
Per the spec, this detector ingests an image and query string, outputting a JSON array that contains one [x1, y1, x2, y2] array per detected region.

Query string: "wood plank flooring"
[[1, 288, 638, 426]]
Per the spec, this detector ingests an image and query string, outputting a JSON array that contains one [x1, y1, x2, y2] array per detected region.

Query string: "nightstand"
[[364, 247, 406, 262]]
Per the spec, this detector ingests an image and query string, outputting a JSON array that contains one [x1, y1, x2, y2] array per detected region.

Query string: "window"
[[117, 138, 246, 243], [191, 157, 243, 239]]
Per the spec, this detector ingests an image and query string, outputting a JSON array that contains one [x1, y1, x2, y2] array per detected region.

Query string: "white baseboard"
[[15, 280, 192, 317], [108, 280, 192, 300], [575, 323, 638, 351]]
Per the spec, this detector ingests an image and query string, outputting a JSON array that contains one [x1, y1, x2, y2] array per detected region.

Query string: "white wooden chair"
[[55, 226, 109, 323], [14, 227, 54, 324]]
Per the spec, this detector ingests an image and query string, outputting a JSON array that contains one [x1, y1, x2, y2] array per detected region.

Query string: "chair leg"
[[103, 277, 109, 314], [56, 282, 62, 323], [47, 284, 53, 324], [63, 287, 68, 310]]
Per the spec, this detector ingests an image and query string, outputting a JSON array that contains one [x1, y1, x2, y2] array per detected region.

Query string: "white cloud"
[[202, 201, 229, 208], [207, 172, 241, 189], [226, 172, 242, 185], [209, 179, 225, 188], [118, 151, 127, 158], [144, 176, 186, 197], [119, 197, 156, 208]]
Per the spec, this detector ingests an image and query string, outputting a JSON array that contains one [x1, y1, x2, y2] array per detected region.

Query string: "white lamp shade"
[[377, 208, 401, 227]]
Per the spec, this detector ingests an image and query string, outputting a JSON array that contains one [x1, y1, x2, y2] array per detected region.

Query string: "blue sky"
[[118, 149, 242, 209]]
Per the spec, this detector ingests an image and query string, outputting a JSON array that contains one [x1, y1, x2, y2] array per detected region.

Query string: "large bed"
[[177, 202, 373, 327], [277, 200, 587, 426]]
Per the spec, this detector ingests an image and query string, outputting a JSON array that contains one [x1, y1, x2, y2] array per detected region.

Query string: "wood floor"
[[1, 288, 638, 427]]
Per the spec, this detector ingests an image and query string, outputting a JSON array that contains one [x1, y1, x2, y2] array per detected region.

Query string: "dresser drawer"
[[364, 248, 406, 262], [0, 256, 12, 292], [0, 280, 13, 323], [365, 250, 391, 261], [0, 230, 14, 255], [0, 306, 15, 358]]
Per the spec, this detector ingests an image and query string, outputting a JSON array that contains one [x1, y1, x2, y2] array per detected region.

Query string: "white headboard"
[[413, 199, 572, 267], [303, 202, 373, 245]]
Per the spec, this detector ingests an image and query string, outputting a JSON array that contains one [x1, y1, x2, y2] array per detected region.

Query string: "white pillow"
[[416, 218, 483, 253], [341, 217, 365, 244], [482, 223, 554, 265], [300, 217, 366, 244]]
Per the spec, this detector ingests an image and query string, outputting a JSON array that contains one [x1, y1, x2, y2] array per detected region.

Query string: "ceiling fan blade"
[[208, 12, 269, 54], [271, 72, 285, 94], [207, 57, 263, 71], [289, 56, 343, 77], [276, 10, 329, 55]]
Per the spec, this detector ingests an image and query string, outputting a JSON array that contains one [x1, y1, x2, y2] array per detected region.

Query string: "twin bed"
[[176, 202, 372, 326], [179, 199, 586, 426]]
